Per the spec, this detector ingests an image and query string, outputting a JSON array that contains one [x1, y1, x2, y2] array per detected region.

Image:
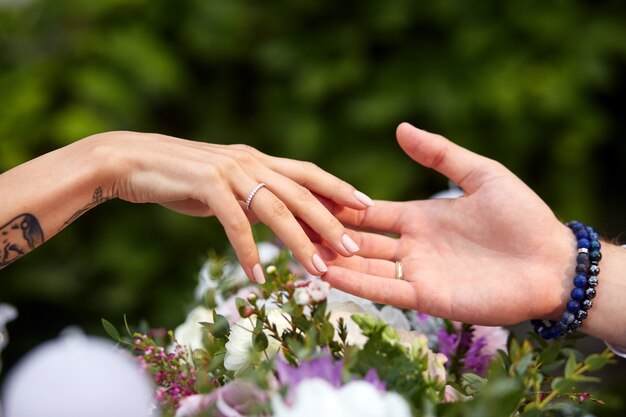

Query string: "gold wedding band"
[[395, 260, 404, 280], [245, 183, 266, 211]]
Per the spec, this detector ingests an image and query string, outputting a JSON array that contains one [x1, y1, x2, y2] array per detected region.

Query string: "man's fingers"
[[316, 245, 396, 278], [328, 201, 406, 234], [322, 266, 417, 310], [396, 122, 502, 194], [346, 230, 400, 260]]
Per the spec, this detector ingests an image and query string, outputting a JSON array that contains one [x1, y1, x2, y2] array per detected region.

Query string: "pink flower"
[[472, 325, 509, 357], [444, 385, 471, 403], [175, 380, 267, 417]]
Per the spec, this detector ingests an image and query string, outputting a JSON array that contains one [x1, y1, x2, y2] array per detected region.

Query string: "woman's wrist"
[[87, 131, 138, 200]]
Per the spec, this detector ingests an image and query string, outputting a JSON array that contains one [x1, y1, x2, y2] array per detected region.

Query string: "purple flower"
[[436, 328, 459, 360], [276, 355, 343, 389], [461, 336, 491, 376], [436, 326, 505, 377], [363, 368, 386, 392], [276, 354, 386, 404]]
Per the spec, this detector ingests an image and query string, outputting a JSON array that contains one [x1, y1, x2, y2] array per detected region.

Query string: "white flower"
[[327, 301, 370, 347], [407, 334, 447, 386], [378, 305, 411, 331], [423, 352, 448, 385], [195, 242, 281, 301], [308, 280, 331, 302], [174, 306, 213, 352], [3, 334, 154, 417], [224, 310, 290, 373], [293, 287, 312, 305], [326, 297, 415, 348], [272, 378, 411, 417], [292, 279, 330, 305]]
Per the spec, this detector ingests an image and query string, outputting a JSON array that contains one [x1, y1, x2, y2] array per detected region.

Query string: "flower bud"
[[241, 306, 254, 318]]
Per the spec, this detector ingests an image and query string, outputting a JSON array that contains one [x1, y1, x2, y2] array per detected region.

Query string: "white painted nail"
[[312, 253, 328, 274], [252, 264, 265, 284], [342, 234, 360, 254], [354, 190, 374, 207]]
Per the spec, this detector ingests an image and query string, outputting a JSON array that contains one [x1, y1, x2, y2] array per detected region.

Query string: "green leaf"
[[514, 352, 534, 375], [253, 330, 269, 352], [564, 352, 579, 377], [319, 321, 335, 345], [209, 313, 230, 339], [537, 342, 560, 366], [461, 373, 487, 395], [101, 319, 121, 342], [551, 377, 576, 393], [540, 358, 566, 374], [584, 353, 611, 371], [235, 297, 248, 316]]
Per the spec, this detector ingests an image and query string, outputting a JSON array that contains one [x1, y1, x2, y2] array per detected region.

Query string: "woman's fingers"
[[203, 183, 265, 284], [321, 266, 417, 310], [247, 187, 328, 276], [396, 123, 503, 194], [259, 170, 360, 257], [265, 156, 373, 210]]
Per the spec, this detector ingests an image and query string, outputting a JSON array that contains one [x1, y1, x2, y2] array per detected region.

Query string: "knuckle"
[[303, 161, 320, 172], [295, 185, 314, 202], [227, 214, 250, 233], [232, 144, 258, 160], [426, 142, 448, 170], [238, 242, 258, 262], [326, 216, 343, 233], [270, 199, 290, 218], [218, 157, 240, 175], [202, 164, 221, 181]]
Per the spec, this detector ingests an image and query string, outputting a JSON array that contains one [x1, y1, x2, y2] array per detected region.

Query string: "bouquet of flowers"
[[104, 242, 615, 417]]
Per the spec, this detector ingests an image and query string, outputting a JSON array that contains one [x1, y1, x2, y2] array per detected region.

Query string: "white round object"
[[2, 334, 155, 417]]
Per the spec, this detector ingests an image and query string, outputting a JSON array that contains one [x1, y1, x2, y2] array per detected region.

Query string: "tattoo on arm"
[[1, 213, 44, 268], [61, 186, 114, 229]]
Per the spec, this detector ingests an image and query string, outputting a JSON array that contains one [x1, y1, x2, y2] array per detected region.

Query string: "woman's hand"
[[317, 123, 574, 326], [90, 131, 370, 283]]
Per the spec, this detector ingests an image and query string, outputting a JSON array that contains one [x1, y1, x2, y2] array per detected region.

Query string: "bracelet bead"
[[571, 287, 585, 301], [532, 221, 601, 339], [573, 275, 587, 288]]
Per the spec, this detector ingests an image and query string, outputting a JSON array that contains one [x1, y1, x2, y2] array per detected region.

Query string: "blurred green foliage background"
[[1, 0, 626, 412]]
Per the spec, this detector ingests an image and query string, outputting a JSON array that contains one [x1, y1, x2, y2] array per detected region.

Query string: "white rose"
[[272, 378, 411, 417], [174, 306, 213, 352]]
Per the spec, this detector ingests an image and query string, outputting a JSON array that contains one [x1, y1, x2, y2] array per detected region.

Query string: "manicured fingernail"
[[342, 234, 360, 254], [312, 253, 328, 274], [252, 264, 265, 284], [354, 190, 374, 207]]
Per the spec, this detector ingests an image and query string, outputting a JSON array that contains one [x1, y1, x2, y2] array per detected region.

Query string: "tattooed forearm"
[[61, 186, 114, 229], [1, 213, 44, 268]]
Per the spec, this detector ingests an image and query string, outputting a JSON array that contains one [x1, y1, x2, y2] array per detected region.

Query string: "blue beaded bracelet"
[[531, 221, 601, 340]]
